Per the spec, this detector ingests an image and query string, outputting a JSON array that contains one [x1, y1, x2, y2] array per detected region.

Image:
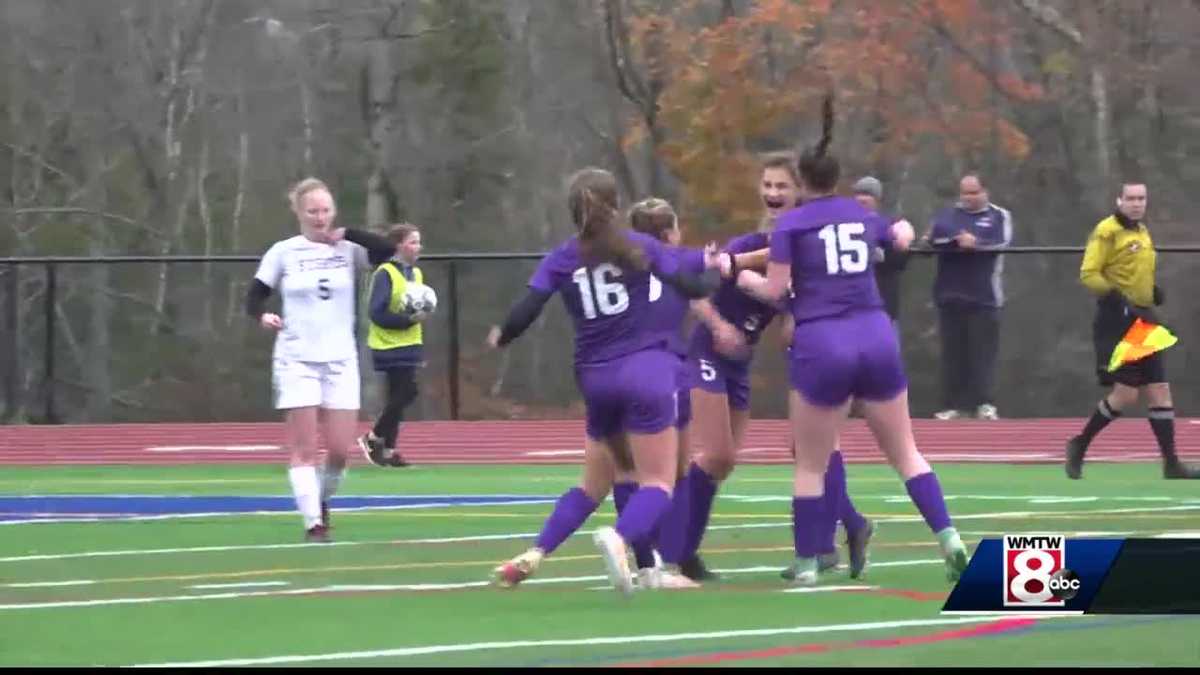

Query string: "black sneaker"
[[1163, 460, 1200, 479], [1065, 436, 1087, 480], [358, 433, 388, 467], [385, 451, 410, 468], [846, 520, 875, 580], [679, 554, 718, 582]]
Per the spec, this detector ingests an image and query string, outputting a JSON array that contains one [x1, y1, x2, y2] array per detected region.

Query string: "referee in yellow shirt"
[[1065, 181, 1197, 479]]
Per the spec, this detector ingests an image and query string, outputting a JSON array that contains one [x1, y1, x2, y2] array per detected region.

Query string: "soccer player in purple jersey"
[[492, 196, 741, 591], [670, 153, 873, 583], [736, 99, 968, 585], [486, 169, 722, 595]]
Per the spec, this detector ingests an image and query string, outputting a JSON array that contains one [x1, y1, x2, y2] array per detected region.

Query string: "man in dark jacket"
[[928, 173, 1012, 421]]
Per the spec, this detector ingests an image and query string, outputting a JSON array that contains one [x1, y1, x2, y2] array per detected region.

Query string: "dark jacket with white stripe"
[[929, 203, 1013, 309]]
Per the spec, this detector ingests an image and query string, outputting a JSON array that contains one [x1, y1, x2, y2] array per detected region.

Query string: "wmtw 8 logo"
[[1003, 534, 1080, 607]]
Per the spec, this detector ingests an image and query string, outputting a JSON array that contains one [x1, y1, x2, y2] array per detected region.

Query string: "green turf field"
[[1, 463, 1198, 666]]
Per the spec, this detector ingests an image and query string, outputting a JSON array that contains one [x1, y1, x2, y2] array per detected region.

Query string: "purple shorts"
[[688, 347, 751, 411], [576, 348, 680, 440], [789, 309, 907, 407]]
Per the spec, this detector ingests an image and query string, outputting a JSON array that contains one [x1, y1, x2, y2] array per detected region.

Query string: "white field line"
[[0, 500, 559, 526], [126, 615, 1083, 667], [0, 563, 906, 611], [188, 582, 290, 590], [3, 580, 96, 588], [5, 504, 1197, 564]]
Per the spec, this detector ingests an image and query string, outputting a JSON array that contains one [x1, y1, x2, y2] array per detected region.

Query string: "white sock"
[[288, 465, 322, 529], [321, 463, 347, 502]]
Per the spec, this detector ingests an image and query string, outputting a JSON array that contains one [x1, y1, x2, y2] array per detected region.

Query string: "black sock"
[[1079, 398, 1120, 447], [1148, 406, 1179, 463]]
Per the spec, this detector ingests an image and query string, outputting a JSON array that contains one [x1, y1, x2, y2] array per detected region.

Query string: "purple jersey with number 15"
[[769, 195, 906, 406], [769, 195, 893, 325]]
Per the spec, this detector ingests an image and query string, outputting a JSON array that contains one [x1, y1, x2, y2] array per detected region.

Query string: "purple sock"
[[535, 487, 599, 554], [613, 482, 657, 569], [657, 476, 691, 564], [682, 463, 719, 561], [904, 472, 952, 534], [791, 495, 825, 558], [614, 486, 672, 548], [819, 452, 846, 554]]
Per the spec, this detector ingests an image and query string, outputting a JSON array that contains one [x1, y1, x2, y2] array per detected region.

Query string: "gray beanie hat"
[[852, 176, 883, 200]]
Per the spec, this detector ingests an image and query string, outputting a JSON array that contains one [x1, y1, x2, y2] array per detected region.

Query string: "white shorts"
[[272, 358, 361, 410]]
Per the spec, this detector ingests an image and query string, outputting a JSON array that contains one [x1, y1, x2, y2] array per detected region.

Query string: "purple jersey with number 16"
[[769, 195, 907, 406], [527, 230, 688, 438]]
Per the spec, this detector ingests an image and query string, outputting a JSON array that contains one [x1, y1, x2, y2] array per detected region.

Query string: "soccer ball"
[[404, 282, 438, 315]]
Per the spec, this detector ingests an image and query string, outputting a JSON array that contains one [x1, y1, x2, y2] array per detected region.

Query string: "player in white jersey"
[[246, 178, 369, 542]]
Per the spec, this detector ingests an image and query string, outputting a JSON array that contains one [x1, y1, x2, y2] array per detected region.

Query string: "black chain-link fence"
[[4, 247, 1200, 424]]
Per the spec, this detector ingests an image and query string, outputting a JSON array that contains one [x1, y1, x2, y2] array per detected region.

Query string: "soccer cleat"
[[636, 566, 661, 590], [385, 451, 410, 468], [305, 523, 331, 543], [357, 432, 389, 467], [592, 526, 634, 597], [1163, 460, 1200, 480], [933, 409, 962, 421], [679, 554, 719, 582], [781, 552, 838, 581], [656, 568, 701, 589], [939, 530, 969, 582], [786, 557, 819, 587], [846, 519, 875, 580], [975, 403, 999, 420], [1064, 436, 1087, 480], [492, 547, 544, 588]]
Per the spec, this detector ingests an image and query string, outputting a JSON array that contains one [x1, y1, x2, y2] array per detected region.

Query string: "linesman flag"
[[1107, 318, 1178, 372]]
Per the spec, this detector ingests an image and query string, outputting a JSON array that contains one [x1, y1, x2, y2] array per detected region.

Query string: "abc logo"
[[1048, 569, 1081, 600]]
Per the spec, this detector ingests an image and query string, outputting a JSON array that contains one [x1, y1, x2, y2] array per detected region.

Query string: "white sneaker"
[[975, 404, 998, 420], [657, 570, 701, 589], [636, 567, 661, 589], [933, 409, 962, 420], [592, 526, 634, 597]]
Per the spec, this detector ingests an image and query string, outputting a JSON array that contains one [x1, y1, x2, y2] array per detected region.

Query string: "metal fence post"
[[43, 262, 58, 424], [3, 264, 18, 422], [447, 260, 461, 421]]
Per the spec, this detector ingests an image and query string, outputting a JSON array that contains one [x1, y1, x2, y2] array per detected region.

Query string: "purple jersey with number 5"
[[690, 231, 780, 362], [528, 230, 682, 366], [769, 196, 893, 324]]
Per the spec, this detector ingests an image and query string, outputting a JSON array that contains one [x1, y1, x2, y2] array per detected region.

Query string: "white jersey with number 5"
[[254, 235, 368, 362]]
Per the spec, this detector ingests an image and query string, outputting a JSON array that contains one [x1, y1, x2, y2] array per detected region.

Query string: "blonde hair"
[[628, 197, 678, 242], [287, 177, 331, 212]]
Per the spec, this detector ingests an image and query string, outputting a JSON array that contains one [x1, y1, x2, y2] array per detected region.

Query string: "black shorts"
[[1093, 296, 1167, 388]]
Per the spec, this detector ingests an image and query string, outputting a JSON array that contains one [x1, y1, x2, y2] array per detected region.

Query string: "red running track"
[[1, 418, 1198, 466]]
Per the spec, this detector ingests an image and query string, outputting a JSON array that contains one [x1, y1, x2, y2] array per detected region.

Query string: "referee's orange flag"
[[1107, 318, 1178, 372]]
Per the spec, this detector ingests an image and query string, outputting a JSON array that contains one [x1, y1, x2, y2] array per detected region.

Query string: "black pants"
[[372, 366, 419, 449], [938, 304, 1000, 411]]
